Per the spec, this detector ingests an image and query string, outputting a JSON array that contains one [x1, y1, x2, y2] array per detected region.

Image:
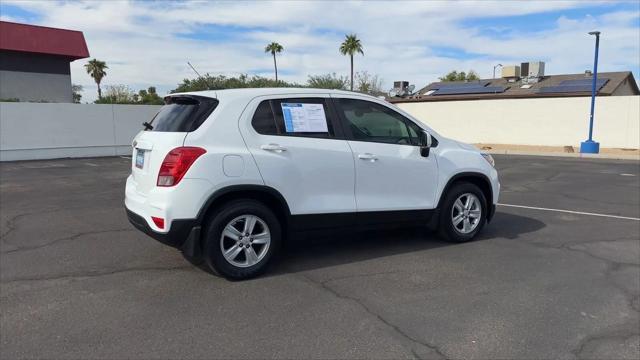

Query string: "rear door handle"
[[358, 153, 378, 162], [261, 143, 287, 152]]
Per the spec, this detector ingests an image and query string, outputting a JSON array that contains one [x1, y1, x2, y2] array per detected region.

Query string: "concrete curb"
[[485, 149, 640, 161]]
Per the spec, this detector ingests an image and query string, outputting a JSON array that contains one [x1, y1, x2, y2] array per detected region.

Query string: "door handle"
[[358, 153, 378, 162], [261, 143, 287, 152]]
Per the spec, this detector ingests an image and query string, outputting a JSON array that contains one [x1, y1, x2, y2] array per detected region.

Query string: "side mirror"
[[420, 130, 432, 157]]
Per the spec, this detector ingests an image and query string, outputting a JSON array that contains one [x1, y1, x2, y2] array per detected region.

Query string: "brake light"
[[157, 147, 206, 187], [151, 216, 165, 229]]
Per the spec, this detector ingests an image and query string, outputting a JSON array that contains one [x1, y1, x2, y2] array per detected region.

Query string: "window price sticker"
[[281, 103, 329, 133]]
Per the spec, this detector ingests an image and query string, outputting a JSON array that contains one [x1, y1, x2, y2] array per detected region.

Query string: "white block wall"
[[396, 96, 640, 149], [0, 103, 161, 161], [1, 96, 638, 162]]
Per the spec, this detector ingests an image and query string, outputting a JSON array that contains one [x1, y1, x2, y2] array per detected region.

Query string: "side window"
[[272, 98, 335, 138], [250, 98, 335, 138], [405, 119, 422, 146], [251, 100, 278, 135], [404, 120, 439, 147], [337, 98, 413, 145]]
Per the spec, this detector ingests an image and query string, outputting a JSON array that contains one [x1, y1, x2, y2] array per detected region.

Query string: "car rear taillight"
[[157, 147, 206, 187], [151, 216, 165, 229]]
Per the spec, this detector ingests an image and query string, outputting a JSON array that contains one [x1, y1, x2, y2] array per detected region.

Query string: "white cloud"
[[4, 0, 637, 102]]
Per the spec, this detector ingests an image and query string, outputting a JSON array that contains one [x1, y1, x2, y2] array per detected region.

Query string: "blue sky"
[[1, 0, 638, 101], [461, 2, 639, 36]]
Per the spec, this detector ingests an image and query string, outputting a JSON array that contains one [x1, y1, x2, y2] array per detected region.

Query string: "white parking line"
[[497, 203, 640, 221]]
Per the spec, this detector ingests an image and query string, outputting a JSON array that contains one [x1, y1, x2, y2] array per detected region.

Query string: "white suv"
[[125, 88, 499, 279]]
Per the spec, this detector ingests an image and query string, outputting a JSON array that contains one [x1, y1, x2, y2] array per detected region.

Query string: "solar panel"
[[538, 85, 594, 93], [432, 86, 507, 95], [538, 78, 609, 94], [435, 81, 491, 90], [558, 78, 609, 87]]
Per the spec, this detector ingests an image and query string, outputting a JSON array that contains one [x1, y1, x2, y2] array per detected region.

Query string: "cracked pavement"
[[1, 155, 639, 359]]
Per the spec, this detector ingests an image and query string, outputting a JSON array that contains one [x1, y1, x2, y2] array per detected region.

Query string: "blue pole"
[[581, 31, 601, 154], [588, 34, 600, 141]]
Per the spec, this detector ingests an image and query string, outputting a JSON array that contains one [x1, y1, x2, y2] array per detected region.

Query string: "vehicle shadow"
[[268, 211, 545, 276]]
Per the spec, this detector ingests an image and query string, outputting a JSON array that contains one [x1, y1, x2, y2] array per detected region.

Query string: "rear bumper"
[[126, 207, 197, 248]]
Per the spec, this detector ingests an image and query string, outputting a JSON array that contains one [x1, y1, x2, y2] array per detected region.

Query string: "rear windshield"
[[147, 95, 218, 132]]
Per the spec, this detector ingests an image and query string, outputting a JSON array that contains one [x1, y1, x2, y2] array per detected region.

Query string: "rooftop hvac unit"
[[521, 61, 545, 78], [388, 81, 414, 97], [501, 65, 520, 79], [520, 62, 529, 77], [522, 76, 540, 84], [393, 81, 409, 90]]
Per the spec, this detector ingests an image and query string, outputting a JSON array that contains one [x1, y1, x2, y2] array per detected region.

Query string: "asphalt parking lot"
[[1, 155, 639, 359]]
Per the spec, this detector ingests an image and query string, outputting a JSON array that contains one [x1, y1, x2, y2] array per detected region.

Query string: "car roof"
[[171, 87, 439, 136], [171, 87, 373, 101]]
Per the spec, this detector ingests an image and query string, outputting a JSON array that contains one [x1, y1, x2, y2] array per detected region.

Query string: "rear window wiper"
[[142, 121, 153, 131]]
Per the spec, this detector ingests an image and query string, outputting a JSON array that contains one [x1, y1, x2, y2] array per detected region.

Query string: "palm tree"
[[84, 59, 108, 99], [339, 34, 364, 91], [264, 42, 284, 83]]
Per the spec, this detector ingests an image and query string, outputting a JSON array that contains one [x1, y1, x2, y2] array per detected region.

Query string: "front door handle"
[[358, 153, 378, 162], [261, 143, 287, 152]]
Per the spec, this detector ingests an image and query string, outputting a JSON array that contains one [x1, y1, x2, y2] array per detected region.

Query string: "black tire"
[[438, 182, 487, 243], [203, 199, 281, 280]]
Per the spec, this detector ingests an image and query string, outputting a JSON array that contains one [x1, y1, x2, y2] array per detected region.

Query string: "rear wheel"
[[204, 200, 281, 280], [438, 182, 487, 242]]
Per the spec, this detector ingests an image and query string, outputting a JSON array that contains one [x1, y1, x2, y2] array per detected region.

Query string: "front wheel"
[[438, 182, 487, 242], [203, 200, 281, 280]]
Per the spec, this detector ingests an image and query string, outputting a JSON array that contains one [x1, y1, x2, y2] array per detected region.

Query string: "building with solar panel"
[[390, 62, 639, 103]]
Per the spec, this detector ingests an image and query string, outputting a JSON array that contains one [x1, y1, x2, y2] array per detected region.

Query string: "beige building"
[[388, 64, 639, 150], [390, 69, 639, 104]]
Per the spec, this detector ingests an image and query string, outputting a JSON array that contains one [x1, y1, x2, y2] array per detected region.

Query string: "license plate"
[[135, 149, 145, 169]]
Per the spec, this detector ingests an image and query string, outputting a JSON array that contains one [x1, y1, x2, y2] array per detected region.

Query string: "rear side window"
[[251, 101, 279, 135], [251, 98, 335, 138], [148, 96, 218, 132]]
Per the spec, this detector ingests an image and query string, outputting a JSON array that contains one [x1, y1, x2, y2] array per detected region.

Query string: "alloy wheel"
[[451, 193, 482, 234], [219, 215, 271, 267]]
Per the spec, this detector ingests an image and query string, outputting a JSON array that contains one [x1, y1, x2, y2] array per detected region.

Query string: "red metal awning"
[[0, 21, 90, 60]]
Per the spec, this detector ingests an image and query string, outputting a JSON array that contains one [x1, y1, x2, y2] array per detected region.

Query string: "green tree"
[[306, 73, 349, 90], [339, 34, 364, 91], [72, 84, 83, 103], [137, 86, 164, 105], [264, 42, 284, 83], [439, 70, 480, 82], [354, 71, 384, 95], [467, 71, 480, 81], [172, 75, 213, 92], [84, 59, 108, 99], [171, 74, 298, 93], [93, 85, 166, 105], [94, 84, 136, 104]]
